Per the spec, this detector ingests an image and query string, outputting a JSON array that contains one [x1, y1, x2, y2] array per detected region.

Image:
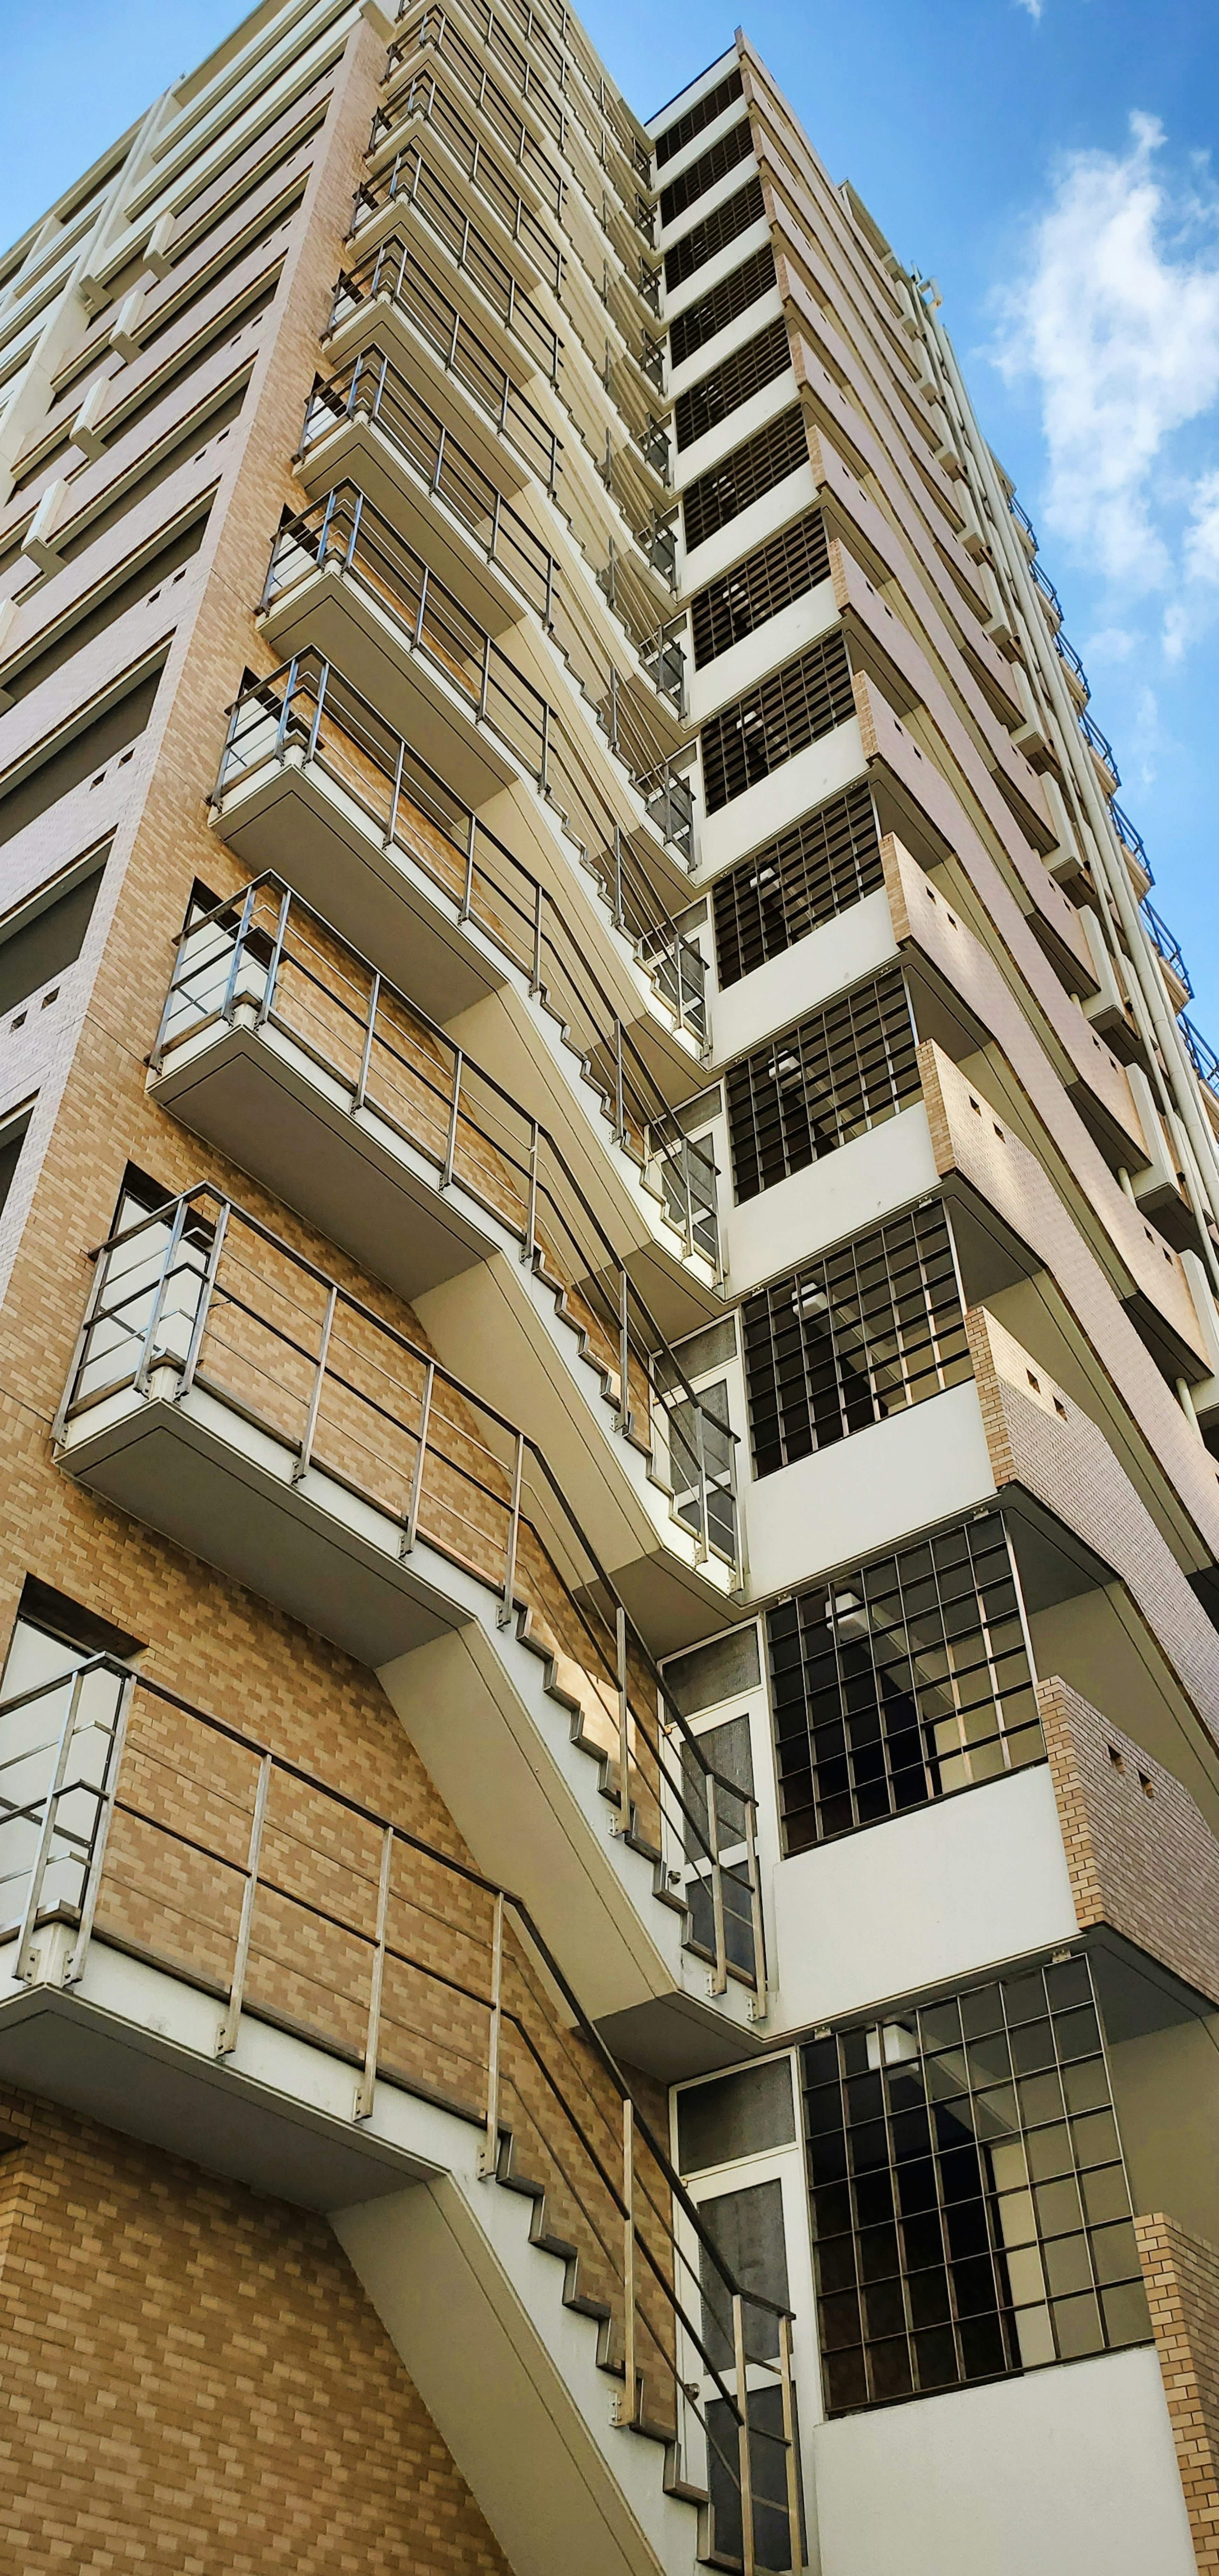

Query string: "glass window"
[[803, 1957, 1150, 2414]]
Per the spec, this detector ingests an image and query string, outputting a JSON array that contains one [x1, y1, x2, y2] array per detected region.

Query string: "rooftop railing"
[[1078, 705, 1120, 788], [57, 1186, 752, 1954], [1141, 900, 1193, 1001], [1182, 1015, 1219, 1101], [152, 874, 730, 1542], [2, 1650, 796, 2568], [260, 486, 692, 856], [212, 655, 710, 1225], [1112, 803, 1151, 880]]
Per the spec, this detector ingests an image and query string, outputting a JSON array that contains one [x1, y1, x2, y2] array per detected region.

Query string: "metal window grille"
[[700, 629, 855, 814], [726, 968, 920, 1205], [664, 176, 765, 294], [766, 1516, 1043, 1855], [743, 1200, 972, 1479], [669, 245, 776, 367], [803, 1954, 1151, 2416], [655, 68, 744, 165], [691, 511, 829, 669], [682, 404, 808, 552], [660, 120, 754, 227], [712, 780, 882, 989], [675, 318, 791, 452]]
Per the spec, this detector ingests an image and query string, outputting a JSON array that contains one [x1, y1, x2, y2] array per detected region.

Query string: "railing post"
[[743, 1794, 767, 2020], [617, 1267, 632, 1437], [63, 1671, 137, 1988], [256, 883, 292, 1028], [692, 1397, 710, 1569], [612, 825, 625, 932], [462, 813, 477, 920], [292, 1282, 337, 1484], [733, 2294, 756, 2576], [497, 1432, 524, 1627], [612, 1605, 631, 1836], [441, 1049, 463, 1187], [779, 2312, 804, 2571], [704, 1756, 728, 1999], [216, 1752, 272, 2057], [14, 1668, 89, 1982], [177, 1197, 231, 1402], [613, 1016, 626, 1145], [522, 1120, 540, 1265], [539, 696, 550, 794], [415, 560, 430, 654], [478, 1888, 504, 2175], [620, 2096, 637, 2423], [388, 734, 406, 850], [353, 969, 381, 1112], [219, 880, 260, 1026], [530, 881, 543, 995], [354, 1824, 394, 2120], [132, 1198, 191, 1397], [402, 1357, 436, 1556]]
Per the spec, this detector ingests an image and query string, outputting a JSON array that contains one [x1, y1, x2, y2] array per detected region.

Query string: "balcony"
[[0, 1655, 799, 2574], [54, 1187, 763, 2050], [297, 351, 688, 738], [257, 484, 693, 864], [209, 655, 706, 1146], [148, 878, 736, 1584], [359, 74, 563, 301]]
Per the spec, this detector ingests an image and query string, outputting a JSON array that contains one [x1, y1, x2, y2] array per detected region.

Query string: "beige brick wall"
[[0, 2088, 514, 2576], [1038, 1675, 1219, 2008], [1136, 2213, 1219, 2572]]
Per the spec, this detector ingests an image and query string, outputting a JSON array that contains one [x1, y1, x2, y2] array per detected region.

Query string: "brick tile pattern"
[[1136, 2213, 1219, 2571], [1038, 1674, 1219, 2007]]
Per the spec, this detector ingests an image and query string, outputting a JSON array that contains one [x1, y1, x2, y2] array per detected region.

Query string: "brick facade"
[[1038, 1675, 1219, 2007], [0, 2089, 513, 2576], [1136, 2214, 1219, 2572]]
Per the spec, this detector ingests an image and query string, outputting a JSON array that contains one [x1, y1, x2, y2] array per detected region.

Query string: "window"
[[0, 1107, 31, 1222], [683, 405, 807, 553], [675, 318, 790, 451], [660, 120, 754, 228], [726, 969, 919, 1205], [669, 245, 776, 368], [0, 1582, 141, 1937], [655, 68, 744, 166], [742, 1200, 972, 1477], [804, 1955, 1151, 2415], [692, 512, 829, 669], [767, 1515, 1042, 1854], [0, 852, 107, 1019], [700, 631, 855, 814], [665, 177, 765, 294], [713, 781, 882, 989]]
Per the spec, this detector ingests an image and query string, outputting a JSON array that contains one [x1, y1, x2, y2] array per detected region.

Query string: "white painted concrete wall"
[[710, 883, 894, 1062], [723, 1103, 939, 1295], [769, 1765, 1078, 2031], [688, 578, 839, 725], [742, 1380, 995, 1597], [698, 720, 866, 875], [811, 2347, 1196, 2576]]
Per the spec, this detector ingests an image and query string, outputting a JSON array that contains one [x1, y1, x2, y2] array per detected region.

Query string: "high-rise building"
[[1, 3, 1218, 2566]]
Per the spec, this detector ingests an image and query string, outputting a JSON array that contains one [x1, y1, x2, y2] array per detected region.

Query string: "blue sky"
[[4, 0, 1218, 1042]]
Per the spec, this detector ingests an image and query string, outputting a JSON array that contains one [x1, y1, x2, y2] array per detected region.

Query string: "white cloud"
[[994, 116, 1219, 592], [1016, 0, 1043, 20]]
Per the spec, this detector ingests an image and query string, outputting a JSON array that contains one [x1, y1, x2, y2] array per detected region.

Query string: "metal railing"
[[214, 652, 705, 1095], [3, 1653, 794, 2567], [1054, 632, 1089, 699], [385, 6, 565, 213], [1028, 556, 1061, 619], [302, 348, 556, 619], [1182, 1015, 1219, 1101], [151, 876, 733, 1553], [299, 351, 684, 716], [1008, 490, 1038, 550], [1078, 704, 1120, 787], [261, 485, 690, 855], [57, 1189, 757, 1976], [1112, 803, 1151, 879], [339, 169, 559, 386], [329, 229, 561, 489], [362, 70, 562, 294], [1141, 900, 1193, 1000]]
